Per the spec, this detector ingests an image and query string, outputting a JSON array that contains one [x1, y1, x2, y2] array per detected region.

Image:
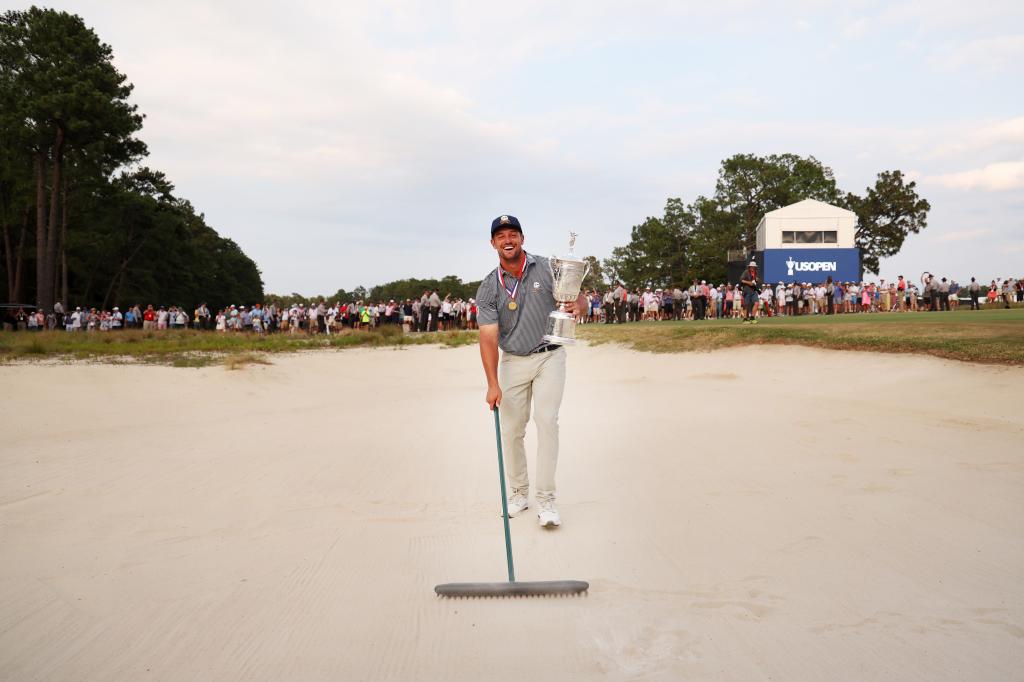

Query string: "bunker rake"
[[435, 408, 589, 598]]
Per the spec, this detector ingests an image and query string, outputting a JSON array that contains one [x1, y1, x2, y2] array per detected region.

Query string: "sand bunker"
[[2, 345, 1022, 680]]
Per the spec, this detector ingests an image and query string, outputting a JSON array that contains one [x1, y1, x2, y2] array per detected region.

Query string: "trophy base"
[[543, 311, 577, 345]]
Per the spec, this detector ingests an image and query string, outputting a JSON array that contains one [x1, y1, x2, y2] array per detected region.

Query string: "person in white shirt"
[[440, 296, 453, 331], [308, 304, 319, 334], [758, 286, 772, 317]]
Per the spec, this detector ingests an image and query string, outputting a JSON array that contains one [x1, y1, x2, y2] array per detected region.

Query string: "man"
[[197, 302, 211, 330], [602, 288, 615, 323], [938, 278, 951, 311], [689, 279, 703, 320], [612, 281, 625, 324], [428, 290, 441, 331], [672, 285, 684, 320], [476, 214, 574, 528], [739, 261, 759, 323], [317, 299, 328, 334]]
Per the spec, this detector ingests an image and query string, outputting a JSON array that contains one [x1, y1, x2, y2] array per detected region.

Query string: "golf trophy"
[[542, 232, 590, 345]]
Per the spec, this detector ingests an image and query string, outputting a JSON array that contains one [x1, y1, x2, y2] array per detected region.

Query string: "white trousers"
[[498, 347, 566, 503]]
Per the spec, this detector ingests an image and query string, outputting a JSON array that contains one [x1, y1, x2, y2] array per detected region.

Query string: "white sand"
[[1, 344, 1022, 681]]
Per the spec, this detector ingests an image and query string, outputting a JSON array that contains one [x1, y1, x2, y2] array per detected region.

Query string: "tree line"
[[265, 275, 484, 309], [0, 7, 263, 313], [601, 153, 930, 288]]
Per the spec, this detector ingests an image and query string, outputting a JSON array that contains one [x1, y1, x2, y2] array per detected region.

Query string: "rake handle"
[[493, 407, 516, 583]]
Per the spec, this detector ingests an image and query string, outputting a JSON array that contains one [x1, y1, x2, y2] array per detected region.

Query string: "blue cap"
[[490, 214, 522, 237]]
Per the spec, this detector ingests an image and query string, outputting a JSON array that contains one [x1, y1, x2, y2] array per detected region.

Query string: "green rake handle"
[[494, 407, 516, 583]]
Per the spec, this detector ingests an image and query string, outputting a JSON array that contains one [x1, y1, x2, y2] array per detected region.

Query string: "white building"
[[755, 199, 856, 250]]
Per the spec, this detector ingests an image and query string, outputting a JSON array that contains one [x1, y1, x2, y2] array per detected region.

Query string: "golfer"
[[739, 260, 760, 323], [476, 214, 574, 528]]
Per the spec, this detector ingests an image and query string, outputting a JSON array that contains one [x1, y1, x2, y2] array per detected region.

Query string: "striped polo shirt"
[[476, 252, 557, 355]]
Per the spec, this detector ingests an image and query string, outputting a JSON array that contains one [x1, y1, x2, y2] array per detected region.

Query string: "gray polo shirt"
[[476, 252, 556, 355]]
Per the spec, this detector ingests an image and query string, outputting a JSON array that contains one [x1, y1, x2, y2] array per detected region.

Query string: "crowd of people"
[[3, 275, 1021, 332], [576, 273, 1023, 323], [0, 290, 482, 334]]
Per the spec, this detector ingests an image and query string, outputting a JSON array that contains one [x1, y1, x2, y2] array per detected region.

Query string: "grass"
[[0, 326, 478, 367], [577, 308, 1024, 365], [2, 310, 1021, 367]]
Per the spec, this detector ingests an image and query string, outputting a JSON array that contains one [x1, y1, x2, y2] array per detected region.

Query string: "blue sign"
[[763, 248, 861, 283]]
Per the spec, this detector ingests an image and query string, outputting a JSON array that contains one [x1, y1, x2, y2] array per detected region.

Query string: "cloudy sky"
[[51, 1, 1024, 292]]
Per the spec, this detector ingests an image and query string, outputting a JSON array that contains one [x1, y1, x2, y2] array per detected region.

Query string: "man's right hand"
[[486, 384, 502, 410]]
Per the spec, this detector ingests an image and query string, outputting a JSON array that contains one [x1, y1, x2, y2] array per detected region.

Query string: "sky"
[[48, 1, 1024, 293]]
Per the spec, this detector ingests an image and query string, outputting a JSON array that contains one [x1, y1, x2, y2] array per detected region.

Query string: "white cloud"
[[929, 160, 1024, 191], [937, 34, 1024, 74], [936, 228, 993, 242], [928, 117, 1024, 158], [840, 17, 869, 40]]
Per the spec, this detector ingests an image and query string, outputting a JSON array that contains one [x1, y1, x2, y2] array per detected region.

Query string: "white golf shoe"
[[537, 500, 561, 528], [505, 493, 529, 517]]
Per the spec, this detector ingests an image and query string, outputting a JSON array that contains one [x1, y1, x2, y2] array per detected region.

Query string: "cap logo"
[[500, 215, 510, 224]]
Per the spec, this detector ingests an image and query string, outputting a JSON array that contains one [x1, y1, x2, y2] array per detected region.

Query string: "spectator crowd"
[[576, 274, 1023, 323], [1, 289, 481, 334], [2, 276, 1022, 332]]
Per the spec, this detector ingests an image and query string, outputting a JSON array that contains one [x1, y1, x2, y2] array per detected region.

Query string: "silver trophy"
[[543, 232, 590, 345]]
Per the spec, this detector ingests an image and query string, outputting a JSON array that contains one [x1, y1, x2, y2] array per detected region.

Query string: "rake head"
[[435, 580, 589, 598]]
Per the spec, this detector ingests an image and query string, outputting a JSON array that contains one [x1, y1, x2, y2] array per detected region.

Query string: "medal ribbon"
[[497, 254, 526, 304]]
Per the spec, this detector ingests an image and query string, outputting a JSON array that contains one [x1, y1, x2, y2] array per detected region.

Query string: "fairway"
[[578, 308, 1024, 365]]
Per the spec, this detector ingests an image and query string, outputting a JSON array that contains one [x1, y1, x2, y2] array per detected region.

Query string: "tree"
[[609, 154, 929, 283], [580, 255, 605, 291], [845, 170, 930, 275], [0, 7, 145, 310], [0, 8, 259, 313], [602, 199, 692, 288], [682, 196, 736, 284], [713, 153, 840, 252]]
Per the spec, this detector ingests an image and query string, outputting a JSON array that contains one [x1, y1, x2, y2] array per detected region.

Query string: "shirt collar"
[[499, 251, 535, 277]]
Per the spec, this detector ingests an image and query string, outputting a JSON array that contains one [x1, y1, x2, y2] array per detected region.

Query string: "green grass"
[[577, 308, 1024, 365], [0, 327, 478, 367], [3, 309, 1021, 366]]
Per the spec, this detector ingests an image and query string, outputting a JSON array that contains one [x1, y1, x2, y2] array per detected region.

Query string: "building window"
[[781, 230, 839, 244]]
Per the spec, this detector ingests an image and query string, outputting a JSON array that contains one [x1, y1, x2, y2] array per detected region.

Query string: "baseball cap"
[[748, 260, 757, 267], [490, 214, 522, 237]]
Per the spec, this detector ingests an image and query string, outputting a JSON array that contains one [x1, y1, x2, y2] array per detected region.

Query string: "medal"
[[497, 253, 526, 312]]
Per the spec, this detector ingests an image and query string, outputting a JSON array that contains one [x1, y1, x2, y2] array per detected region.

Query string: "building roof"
[[763, 198, 856, 219]]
